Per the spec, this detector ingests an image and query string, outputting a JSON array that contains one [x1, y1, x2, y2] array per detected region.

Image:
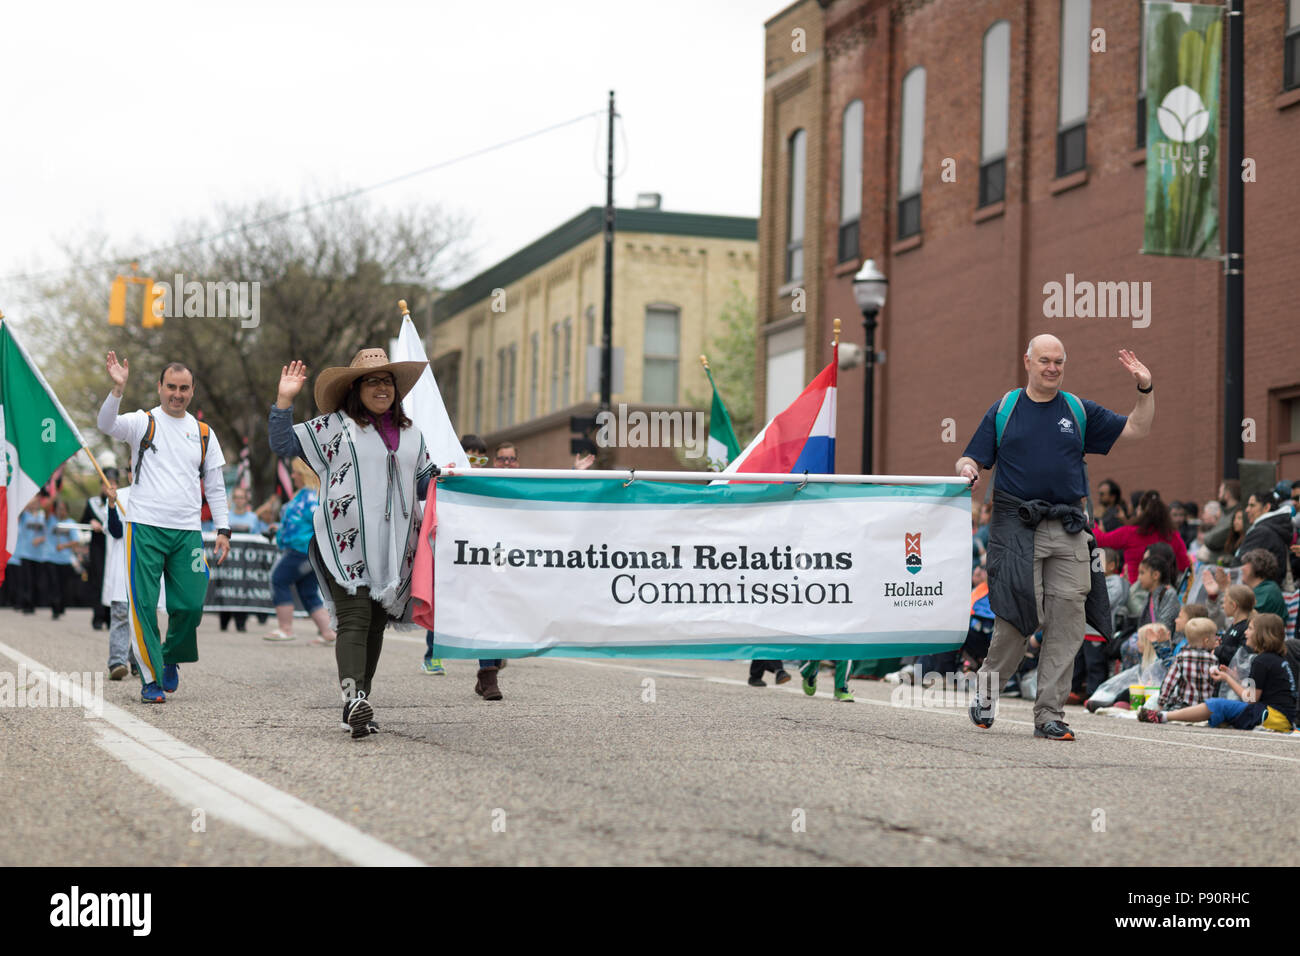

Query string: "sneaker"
[[1034, 720, 1076, 741], [969, 695, 995, 729], [342, 694, 374, 739], [774, 669, 792, 685], [1065, 691, 1086, 706], [162, 664, 179, 693], [833, 687, 855, 702], [108, 664, 128, 681], [140, 682, 166, 703], [421, 658, 446, 675], [263, 630, 295, 642], [1085, 698, 1105, 713], [1137, 707, 1166, 724], [802, 674, 817, 696], [748, 676, 766, 687]]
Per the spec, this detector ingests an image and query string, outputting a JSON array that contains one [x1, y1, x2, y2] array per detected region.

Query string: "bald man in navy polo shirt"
[[955, 335, 1154, 740]]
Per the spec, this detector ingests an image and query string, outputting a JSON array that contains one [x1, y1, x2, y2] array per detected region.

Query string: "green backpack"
[[993, 388, 1086, 449]]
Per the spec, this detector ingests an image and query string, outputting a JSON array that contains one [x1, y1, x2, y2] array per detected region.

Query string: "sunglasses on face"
[[495, 455, 518, 464], [467, 454, 489, 467]]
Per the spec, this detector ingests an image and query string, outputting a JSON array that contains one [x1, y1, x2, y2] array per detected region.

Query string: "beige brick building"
[[430, 205, 757, 468]]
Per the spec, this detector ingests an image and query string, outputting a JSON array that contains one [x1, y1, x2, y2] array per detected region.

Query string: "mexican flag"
[[1, 320, 85, 582], [704, 363, 741, 471]]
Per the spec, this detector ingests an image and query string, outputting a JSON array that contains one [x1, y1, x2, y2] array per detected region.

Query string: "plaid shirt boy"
[[1158, 646, 1218, 710]]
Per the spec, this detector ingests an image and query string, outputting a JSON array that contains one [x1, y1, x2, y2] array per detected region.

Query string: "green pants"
[[125, 523, 209, 687], [801, 660, 852, 691]]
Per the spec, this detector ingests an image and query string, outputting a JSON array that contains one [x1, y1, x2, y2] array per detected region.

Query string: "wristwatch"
[[217, 527, 232, 538]]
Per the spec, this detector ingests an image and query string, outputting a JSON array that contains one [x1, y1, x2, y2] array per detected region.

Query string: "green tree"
[[679, 280, 757, 470], [24, 194, 472, 501]]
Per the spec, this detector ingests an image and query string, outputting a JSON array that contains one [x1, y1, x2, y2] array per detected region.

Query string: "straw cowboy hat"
[[313, 348, 427, 414]]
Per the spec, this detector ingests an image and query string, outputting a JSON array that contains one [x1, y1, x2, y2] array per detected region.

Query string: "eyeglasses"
[[360, 376, 394, 388], [467, 454, 489, 467], [495, 456, 518, 464]]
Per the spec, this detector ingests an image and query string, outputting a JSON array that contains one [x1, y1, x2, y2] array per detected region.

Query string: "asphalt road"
[[2, 606, 1298, 866]]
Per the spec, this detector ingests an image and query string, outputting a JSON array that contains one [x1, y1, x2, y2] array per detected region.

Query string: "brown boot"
[[475, 666, 503, 701]]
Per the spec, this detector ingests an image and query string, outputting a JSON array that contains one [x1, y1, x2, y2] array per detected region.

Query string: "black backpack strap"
[[135, 412, 157, 480]]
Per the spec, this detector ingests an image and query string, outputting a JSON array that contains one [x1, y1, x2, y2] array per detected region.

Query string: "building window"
[[1137, 1, 1147, 148], [839, 100, 863, 262], [549, 323, 560, 411], [507, 343, 517, 426], [980, 21, 1010, 207], [529, 332, 539, 419], [1287, 1, 1300, 91], [898, 67, 926, 239], [473, 357, 483, 435], [786, 129, 806, 282], [643, 305, 680, 405], [585, 305, 596, 347], [561, 317, 572, 408], [765, 324, 805, 418], [495, 347, 507, 429], [1057, 0, 1091, 178]]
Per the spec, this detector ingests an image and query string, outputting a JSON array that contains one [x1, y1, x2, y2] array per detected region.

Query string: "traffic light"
[[142, 281, 165, 327], [108, 277, 127, 326]]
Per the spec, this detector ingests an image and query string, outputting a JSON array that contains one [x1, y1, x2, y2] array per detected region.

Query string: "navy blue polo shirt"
[[963, 391, 1127, 504]]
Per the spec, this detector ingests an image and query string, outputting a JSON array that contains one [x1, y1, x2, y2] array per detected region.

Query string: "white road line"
[[564, 658, 1300, 765], [0, 640, 426, 866]]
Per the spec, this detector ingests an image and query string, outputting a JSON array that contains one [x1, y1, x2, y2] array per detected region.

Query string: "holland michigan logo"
[[904, 532, 922, 575]]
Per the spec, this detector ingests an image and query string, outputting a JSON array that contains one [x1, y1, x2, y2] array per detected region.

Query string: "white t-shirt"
[[97, 395, 228, 531]]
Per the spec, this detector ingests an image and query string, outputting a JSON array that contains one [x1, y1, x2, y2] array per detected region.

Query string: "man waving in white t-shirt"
[[97, 354, 231, 704]]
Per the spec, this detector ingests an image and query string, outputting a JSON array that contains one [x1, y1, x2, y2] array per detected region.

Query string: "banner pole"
[[1222, 0, 1244, 481]]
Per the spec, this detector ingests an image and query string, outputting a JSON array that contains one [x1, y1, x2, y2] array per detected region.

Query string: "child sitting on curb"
[[1214, 584, 1255, 667], [1154, 617, 1218, 711], [1140, 613, 1298, 732]]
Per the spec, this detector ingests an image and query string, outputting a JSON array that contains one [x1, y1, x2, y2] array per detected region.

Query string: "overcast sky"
[[0, 0, 780, 315]]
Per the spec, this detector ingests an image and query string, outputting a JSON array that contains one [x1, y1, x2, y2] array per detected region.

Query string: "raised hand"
[[106, 351, 130, 390], [1117, 349, 1151, 390], [277, 360, 308, 407]]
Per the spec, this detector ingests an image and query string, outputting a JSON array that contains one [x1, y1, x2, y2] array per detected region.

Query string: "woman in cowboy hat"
[[268, 349, 436, 739]]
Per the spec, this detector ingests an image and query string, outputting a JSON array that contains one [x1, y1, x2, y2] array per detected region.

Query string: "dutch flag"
[[722, 344, 837, 476]]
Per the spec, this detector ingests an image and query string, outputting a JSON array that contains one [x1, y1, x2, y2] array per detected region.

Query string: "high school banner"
[[202, 532, 278, 613], [1142, 1, 1222, 259], [425, 477, 971, 659]]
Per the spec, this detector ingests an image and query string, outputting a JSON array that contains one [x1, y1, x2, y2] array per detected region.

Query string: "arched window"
[[1057, 0, 1091, 177], [980, 22, 1010, 206], [1286, 1, 1300, 91], [786, 129, 806, 281], [839, 100, 863, 261], [898, 67, 925, 239]]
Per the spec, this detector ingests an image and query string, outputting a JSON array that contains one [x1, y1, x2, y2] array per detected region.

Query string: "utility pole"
[[1222, 0, 1244, 480], [599, 90, 615, 416]]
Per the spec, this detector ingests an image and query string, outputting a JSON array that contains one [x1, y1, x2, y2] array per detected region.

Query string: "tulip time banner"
[[423, 476, 970, 659], [1142, 1, 1222, 259]]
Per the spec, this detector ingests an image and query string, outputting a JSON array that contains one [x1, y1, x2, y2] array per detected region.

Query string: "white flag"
[[394, 315, 469, 469]]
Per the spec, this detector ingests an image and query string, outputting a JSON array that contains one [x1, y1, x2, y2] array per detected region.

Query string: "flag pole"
[[79, 446, 126, 515]]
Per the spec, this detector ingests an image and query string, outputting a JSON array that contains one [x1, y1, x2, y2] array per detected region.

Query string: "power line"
[[0, 108, 605, 287]]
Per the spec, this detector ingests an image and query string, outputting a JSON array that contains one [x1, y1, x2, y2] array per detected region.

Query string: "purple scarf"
[[366, 409, 400, 451]]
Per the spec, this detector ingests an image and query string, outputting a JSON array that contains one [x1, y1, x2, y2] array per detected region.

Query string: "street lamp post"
[[852, 259, 888, 475]]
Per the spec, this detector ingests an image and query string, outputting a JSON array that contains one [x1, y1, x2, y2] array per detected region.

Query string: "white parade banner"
[[427, 476, 972, 660]]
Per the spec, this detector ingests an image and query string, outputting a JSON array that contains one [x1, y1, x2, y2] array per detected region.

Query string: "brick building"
[[758, 0, 1300, 504], [430, 203, 757, 468]]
